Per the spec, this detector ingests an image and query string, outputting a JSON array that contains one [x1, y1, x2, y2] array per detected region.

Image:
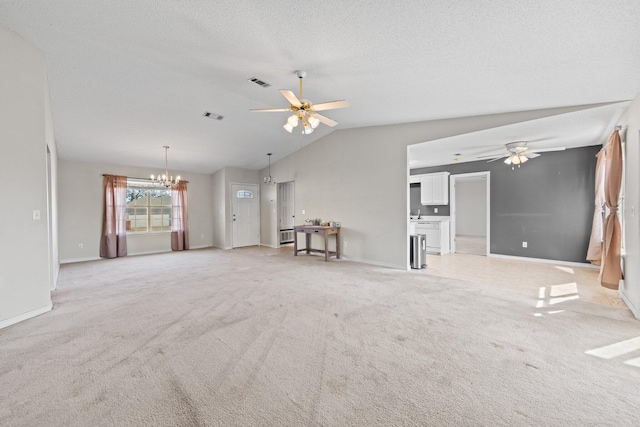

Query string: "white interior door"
[[278, 181, 295, 229], [232, 183, 260, 248]]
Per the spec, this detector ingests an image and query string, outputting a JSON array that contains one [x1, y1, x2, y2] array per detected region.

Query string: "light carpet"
[[1, 247, 639, 426]]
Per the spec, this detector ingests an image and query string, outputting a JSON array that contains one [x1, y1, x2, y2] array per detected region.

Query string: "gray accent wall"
[[411, 145, 600, 263]]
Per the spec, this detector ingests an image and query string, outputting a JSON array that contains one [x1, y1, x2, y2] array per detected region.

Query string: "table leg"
[[336, 230, 340, 259], [324, 232, 329, 261], [293, 231, 298, 256], [305, 233, 310, 254]]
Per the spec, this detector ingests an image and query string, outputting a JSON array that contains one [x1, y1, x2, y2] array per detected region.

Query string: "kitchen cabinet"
[[420, 172, 450, 205], [415, 220, 450, 255]]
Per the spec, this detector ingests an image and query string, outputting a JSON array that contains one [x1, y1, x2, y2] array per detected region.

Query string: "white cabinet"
[[420, 172, 450, 205], [415, 220, 450, 255]]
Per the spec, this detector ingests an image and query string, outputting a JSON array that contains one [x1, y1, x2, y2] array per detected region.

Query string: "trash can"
[[410, 234, 427, 269]]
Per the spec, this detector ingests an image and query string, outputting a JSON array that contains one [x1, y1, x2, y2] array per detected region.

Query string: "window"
[[237, 190, 253, 198], [126, 186, 171, 232]]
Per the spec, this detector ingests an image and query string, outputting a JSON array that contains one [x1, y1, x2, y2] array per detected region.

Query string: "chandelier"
[[264, 153, 275, 184], [150, 146, 180, 187]]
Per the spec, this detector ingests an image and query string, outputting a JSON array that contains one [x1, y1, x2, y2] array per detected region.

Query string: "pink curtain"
[[99, 175, 128, 258], [586, 149, 606, 265], [599, 131, 624, 289], [171, 181, 189, 251]]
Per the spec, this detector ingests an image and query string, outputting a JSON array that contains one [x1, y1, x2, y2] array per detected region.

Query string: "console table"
[[293, 225, 341, 262]]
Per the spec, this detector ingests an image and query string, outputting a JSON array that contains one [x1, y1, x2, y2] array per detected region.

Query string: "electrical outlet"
[[434, 207, 438, 213], [33, 210, 40, 220], [302, 209, 306, 214], [78, 243, 83, 249], [522, 241, 527, 248]]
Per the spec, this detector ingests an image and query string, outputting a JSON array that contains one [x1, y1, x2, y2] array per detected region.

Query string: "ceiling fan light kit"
[[478, 141, 565, 169], [251, 70, 349, 134]]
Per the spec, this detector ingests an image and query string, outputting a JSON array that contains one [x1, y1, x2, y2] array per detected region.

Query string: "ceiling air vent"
[[248, 77, 271, 88], [203, 112, 224, 120]]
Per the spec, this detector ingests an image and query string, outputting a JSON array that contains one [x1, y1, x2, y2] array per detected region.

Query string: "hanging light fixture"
[[264, 153, 275, 184], [283, 110, 318, 135], [504, 154, 529, 170], [150, 145, 180, 187]]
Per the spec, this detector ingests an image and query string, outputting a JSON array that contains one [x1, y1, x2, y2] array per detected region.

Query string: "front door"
[[232, 183, 260, 248]]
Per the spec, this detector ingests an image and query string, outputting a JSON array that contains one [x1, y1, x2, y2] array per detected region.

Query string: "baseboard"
[[60, 256, 100, 264], [341, 256, 405, 270], [619, 285, 640, 320], [0, 303, 53, 330], [189, 244, 213, 250], [260, 243, 278, 249], [488, 253, 600, 269]]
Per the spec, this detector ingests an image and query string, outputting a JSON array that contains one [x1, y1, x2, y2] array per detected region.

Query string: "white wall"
[[0, 26, 53, 327], [211, 168, 226, 249], [58, 159, 214, 262], [455, 180, 487, 236], [261, 105, 610, 268], [619, 93, 640, 319], [44, 77, 59, 290]]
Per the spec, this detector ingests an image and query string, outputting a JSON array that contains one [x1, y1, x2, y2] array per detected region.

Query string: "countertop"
[[410, 216, 450, 222]]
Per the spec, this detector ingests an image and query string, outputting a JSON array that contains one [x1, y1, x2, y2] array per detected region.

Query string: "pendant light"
[[264, 153, 275, 184]]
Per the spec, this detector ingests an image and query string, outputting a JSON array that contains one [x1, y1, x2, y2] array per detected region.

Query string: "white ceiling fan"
[[250, 70, 349, 134], [477, 141, 565, 169]]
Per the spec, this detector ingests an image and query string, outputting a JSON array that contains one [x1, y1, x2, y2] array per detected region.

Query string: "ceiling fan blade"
[[529, 146, 565, 153], [250, 108, 291, 113], [477, 153, 506, 159], [487, 156, 507, 163], [314, 113, 338, 127], [523, 152, 540, 159], [312, 100, 350, 111], [280, 90, 302, 107]]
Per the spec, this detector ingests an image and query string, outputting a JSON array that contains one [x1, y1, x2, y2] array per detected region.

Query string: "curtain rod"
[[102, 174, 189, 183]]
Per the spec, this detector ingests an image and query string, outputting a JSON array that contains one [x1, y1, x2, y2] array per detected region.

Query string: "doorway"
[[450, 172, 490, 256], [231, 183, 260, 248], [278, 181, 295, 245]]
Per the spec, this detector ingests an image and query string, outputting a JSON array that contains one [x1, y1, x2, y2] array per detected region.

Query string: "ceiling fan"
[[477, 141, 565, 169], [250, 70, 349, 134]]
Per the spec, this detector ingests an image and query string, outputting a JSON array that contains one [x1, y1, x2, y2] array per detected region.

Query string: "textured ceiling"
[[1, 0, 639, 173]]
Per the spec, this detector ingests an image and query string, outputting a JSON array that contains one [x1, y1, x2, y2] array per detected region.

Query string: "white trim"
[[189, 244, 213, 250], [620, 284, 640, 320], [488, 253, 600, 269], [260, 243, 278, 249], [341, 256, 405, 270], [0, 303, 53, 330], [60, 256, 101, 264]]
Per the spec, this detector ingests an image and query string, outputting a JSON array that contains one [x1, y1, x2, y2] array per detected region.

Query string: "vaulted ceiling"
[[1, 1, 638, 173]]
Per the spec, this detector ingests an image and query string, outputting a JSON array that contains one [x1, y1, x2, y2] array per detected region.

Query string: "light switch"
[[33, 210, 40, 220], [302, 209, 306, 214]]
